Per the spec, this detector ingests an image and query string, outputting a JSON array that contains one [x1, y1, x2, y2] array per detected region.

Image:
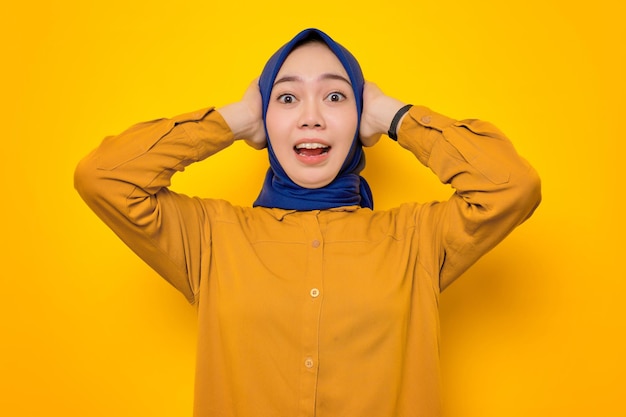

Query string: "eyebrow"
[[273, 73, 352, 86]]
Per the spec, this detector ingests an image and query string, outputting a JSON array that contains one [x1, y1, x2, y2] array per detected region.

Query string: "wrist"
[[217, 102, 257, 141], [374, 98, 406, 136], [388, 104, 413, 141]]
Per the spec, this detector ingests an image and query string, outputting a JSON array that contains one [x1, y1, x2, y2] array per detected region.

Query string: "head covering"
[[252, 28, 373, 211]]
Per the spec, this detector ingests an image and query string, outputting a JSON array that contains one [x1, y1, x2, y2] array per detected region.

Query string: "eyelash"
[[277, 94, 296, 104], [327, 92, 346, 102]]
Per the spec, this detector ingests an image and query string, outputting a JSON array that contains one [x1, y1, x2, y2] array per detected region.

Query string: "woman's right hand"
[[218, 79, 267, 149]]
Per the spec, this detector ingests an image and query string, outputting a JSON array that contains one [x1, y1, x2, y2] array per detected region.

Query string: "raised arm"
[[360, 82, 542, 290], [74, 82, 265, 303]]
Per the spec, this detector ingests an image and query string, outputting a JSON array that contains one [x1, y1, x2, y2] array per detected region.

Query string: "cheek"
[[265, 110, 289, 144], [328, 110, 358, 142]]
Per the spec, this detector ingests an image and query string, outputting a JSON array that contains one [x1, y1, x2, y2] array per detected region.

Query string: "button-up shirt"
[[75, 105, 541, 417]]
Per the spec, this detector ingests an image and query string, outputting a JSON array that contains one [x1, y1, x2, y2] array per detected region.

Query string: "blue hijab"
[[252, 28, 373, 211]]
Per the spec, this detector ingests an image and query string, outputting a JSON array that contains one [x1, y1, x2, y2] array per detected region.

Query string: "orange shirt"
[[75, 106, 540, 417]]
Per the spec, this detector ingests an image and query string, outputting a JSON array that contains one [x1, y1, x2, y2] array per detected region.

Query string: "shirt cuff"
[[396, 105, 456, 166], [179, 107, 236, 161]]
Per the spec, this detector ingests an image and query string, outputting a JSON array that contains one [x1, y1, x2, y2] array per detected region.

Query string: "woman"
[[75, 28, 541, 417]]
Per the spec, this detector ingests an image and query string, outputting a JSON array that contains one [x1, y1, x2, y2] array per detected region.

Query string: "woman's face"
[[265, 42, 358, 189]]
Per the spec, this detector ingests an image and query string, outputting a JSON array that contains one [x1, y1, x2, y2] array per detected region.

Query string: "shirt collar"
[[263, 205, 361, 221]]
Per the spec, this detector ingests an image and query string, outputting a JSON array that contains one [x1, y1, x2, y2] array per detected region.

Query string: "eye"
[[277, 94, 296, 104], [327, 92, 346, 102]]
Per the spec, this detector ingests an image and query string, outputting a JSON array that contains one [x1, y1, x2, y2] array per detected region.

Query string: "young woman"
[[75, 28, 541, 417]]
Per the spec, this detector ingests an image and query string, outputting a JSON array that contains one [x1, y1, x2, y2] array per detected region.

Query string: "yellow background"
[[2, 0, 624, 415]]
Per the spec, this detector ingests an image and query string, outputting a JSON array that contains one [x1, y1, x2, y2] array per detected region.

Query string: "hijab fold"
[[252, 28, 373, 211]]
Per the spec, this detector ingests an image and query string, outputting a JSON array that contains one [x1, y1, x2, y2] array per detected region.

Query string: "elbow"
[[74, 151, 103, 206], [514, 165, 542, 222]]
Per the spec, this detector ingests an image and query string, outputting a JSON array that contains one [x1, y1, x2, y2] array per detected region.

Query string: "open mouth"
[[294, 143, 330, 157]]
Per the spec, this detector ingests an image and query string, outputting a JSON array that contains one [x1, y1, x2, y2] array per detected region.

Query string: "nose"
[[298, 100, 325, 129]]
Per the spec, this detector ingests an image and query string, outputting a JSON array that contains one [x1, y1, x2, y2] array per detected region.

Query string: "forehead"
[[276, 42, 349, 78]]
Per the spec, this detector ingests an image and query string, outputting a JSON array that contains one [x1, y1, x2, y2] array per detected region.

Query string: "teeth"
[[295, 143, 329, 149]]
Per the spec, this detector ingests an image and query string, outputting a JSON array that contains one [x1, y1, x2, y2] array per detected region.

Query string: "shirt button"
[[311, 239, 320, 248], [310, 288, 320, 298], [420, 115, 432, 124], [304, 358, 314, 368]]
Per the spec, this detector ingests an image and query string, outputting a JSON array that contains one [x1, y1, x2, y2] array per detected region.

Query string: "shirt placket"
[[299, 211, 324, 417]]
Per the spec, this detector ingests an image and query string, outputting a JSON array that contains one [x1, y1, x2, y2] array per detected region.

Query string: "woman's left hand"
[[359, 82, 407, 146]]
